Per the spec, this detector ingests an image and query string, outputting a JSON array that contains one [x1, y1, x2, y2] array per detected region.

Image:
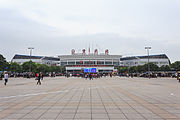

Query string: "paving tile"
[[0, 77, 180, 120], [56, 113, 75, 119], [92, 114, 109, 119], [5, 113, 25, 119], [124, 113, 145, 119], [74, 113, 91, 119], [141, 113, 162, 119], [108, 113, 127, 119], [22, 113, 43, 119], [39, 113, 59, 119]]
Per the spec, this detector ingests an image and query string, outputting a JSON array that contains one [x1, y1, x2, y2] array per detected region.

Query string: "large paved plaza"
[[0, 76, 180, 120]]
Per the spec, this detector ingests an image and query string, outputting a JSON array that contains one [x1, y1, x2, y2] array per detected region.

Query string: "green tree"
[[9, 62, 22, 73], [129, 66, 137, 73], [36, 64, 49, 73], [59, 66, 66, 73], [48, 66, 57, 72], [0, 54, 9, 71], [55, 66, 66, 73], [47, 66, 65, 73], [22, 61, 37, 72], [159, 65, 171, 71], [118, 67, 128, 73], [143, 63, 159, 72], [170, 61, 180, 71], [136, 65, 145, 73]]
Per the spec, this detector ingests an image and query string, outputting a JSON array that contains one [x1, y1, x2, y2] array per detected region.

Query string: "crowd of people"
[[119, 72, 178, 78], [66, 72, 113, 78], [1, 71, 180, 86]]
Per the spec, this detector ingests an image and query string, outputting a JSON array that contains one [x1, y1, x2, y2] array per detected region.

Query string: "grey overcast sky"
[[0, 0, 180, 62]]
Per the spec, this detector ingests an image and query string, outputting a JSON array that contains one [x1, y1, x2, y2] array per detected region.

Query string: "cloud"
[[0, 0, 180, 62]]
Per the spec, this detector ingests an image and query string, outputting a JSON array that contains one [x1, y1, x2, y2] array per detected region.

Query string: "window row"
[[61, 61, 119, 65]]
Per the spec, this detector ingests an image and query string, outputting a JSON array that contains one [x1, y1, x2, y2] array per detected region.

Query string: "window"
[[105, 61, 112, 65], [61, 62, 67, 66], [113, 62, 119, 66], [68, 62, 75, 65], [97, 61, 104, 65], [84, 61, 95, 65], [76, 61, 83, 65]]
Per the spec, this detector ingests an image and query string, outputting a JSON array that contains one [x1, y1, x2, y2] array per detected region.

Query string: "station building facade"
[[59, 49, 122, 73], [11, 53, 171, 73]]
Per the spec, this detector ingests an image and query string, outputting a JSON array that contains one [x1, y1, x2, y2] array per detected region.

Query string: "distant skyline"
[[0, 0, 180, 62]]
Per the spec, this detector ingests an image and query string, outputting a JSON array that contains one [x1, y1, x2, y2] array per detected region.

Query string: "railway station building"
[[58, 49, 122, 74]]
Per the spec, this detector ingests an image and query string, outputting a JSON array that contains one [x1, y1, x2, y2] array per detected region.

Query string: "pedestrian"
[[110, 73, 112, 78], [89, 74, 92, 80], [85, 74, 88, 80], [37, 73, 41, 85], [177, 71, 180, 83], [41, 73, 43, 80], [4, 72, 8, 85], [178, 75, 180, 83], [0, 73, 2, 80]]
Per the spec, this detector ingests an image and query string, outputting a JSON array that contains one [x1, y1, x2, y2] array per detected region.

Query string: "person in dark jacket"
[[89, 74, 93, 80], [37, 73, 41, 85]]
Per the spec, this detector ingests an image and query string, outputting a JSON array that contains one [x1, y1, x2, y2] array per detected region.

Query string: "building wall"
[[66, 66, 114, 71], [59, 55, 121, 66], [41, 60, 60, 66], [12, 59, 41, 65], [122, 58, 170, 67], [59, 54, 121, 73], [61, 60, 120, 66]]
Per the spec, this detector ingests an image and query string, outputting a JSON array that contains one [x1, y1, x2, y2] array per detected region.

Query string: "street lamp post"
[[145, 46, 151, 78], [28, 47, 34, 75]]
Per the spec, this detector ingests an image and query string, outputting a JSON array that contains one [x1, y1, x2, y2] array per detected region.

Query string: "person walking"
[[89, 74, 92, 80], [110, 73, 112, 78], [41, 73, 43, 80], [177, 71, 180, 83], [0, 73, 2, 80], [178, 75, 180, 83], [4, 72, 8, 85], [85, 74, 88, 80], [36, 73, 41, 85]]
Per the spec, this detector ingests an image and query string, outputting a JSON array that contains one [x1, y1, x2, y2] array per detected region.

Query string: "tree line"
[[118, 62, 180, 73], [0, 54, 65, 74]]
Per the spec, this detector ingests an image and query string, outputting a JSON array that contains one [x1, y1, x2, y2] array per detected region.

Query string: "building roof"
[[12, 54, 43, 60], [12, 54, 59, 61], [120, 54, 169, 61]]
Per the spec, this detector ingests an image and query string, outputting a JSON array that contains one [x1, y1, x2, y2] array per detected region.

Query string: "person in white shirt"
[[4, 72, 8, 85]]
